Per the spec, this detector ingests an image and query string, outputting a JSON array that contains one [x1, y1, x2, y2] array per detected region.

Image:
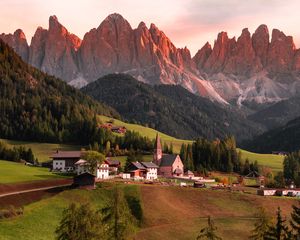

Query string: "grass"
[[238, 148, 284, 172], [1, 139, 82, 163], [0, 183, 297, 240], [0, 184, 139, 240], [0, 160, 66, 184], [98, 115, 192, 153]]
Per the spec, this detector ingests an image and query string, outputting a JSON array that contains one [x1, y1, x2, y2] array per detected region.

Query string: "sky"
[[1, 0, 300, 55]]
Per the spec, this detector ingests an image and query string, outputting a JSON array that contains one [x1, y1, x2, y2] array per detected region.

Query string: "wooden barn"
[[73, 172, 96, 189]]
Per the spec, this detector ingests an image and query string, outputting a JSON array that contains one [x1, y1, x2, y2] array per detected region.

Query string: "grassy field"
[[1, 139, 82, 163], [0, 183, 297, 240], [98, 115, 192, 153], [238, 148, 284, 172], [0, 184, 139, 240], [0, 160, 66, 184]]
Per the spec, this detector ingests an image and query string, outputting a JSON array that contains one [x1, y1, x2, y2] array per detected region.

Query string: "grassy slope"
[[238, 148, 284, 172], [1, 139, 82, 163], [0, 184, 139, 240], [0, 160, 66, 184], [0, 184, 297, 240], [99, 115, 192, 153], [99, 115, 284, 172]]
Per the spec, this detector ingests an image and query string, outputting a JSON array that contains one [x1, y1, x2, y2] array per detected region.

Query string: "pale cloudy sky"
[[1, 0, 300, 55]]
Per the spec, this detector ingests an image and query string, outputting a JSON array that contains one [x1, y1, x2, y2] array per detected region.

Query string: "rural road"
[[0, 184, 71, 198]]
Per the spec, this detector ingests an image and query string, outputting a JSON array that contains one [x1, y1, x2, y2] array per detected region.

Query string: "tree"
[[249, 207, 271, 240], [101, 186, 135, 240], [196, 216, 222, 240], [124, 149, 143, 172], [290, 201, 300, 237], [83, 150, 105, 174], [265, 207, 291, 240], [55, 203, 104, 240], [106, 141, 111, 154]]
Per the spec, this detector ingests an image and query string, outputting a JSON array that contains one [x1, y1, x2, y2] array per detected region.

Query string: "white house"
[[97, 163, 110, 179], [52, 151, 82, 172], [74, 159, 89, 175], [141, 162, 158, 180]]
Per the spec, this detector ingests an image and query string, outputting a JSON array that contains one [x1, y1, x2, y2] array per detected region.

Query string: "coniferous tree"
[[101, 186, 135, 240], [196, 216, 222, 240], [265, 207, 291, 240], [290, 202, 300, 238], [249, 208, 271, 240], [55, 203, 104, 240]]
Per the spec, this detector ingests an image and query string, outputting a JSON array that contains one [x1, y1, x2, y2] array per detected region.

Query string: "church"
[[153, 134, 184, 177]]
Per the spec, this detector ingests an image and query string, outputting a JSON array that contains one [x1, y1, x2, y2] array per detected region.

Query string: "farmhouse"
[[74, 159, 89, 175], [105, 158, 121, 173], [153, 134, 184, 177], [127, 161, 158, 180], [97, 163, 110, 179], [111, 126, 127, 134], [52, 150, 83, 172]]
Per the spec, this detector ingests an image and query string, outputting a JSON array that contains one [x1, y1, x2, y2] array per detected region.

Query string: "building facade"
[[52, 151, 82, 172], [153, 134, 184, 177]]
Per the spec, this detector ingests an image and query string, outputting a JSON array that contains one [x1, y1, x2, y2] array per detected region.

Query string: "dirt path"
[[0, 178, 72, 196], [0, 184, 71, 198]]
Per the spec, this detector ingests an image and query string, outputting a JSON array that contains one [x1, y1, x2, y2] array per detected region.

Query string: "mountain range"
[[2, 13, 300, 106]]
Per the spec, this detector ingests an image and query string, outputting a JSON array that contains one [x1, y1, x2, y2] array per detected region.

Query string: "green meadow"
[[0, 160, 67, 184]]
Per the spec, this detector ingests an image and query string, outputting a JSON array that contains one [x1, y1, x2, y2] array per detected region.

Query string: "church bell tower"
[[153, 133, 162, 166]]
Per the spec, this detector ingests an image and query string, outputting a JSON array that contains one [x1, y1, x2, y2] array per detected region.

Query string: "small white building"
[[74, 159, 89, 175], [97, 163, 110, 179], [141, 162, 158, 180]]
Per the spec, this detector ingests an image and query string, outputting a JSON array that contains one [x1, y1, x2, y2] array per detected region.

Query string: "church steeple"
[[153, 133, 162, 166]]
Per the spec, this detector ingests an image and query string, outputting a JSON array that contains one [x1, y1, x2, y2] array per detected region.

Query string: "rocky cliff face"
[[2, 14, 300, 105], [193, 24, 300, 104], [0, 29, 29, 60]]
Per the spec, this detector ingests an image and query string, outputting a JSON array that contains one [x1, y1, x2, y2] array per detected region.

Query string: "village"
[[50, 134, 300, 198]]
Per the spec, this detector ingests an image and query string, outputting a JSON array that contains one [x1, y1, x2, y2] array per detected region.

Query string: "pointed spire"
[[153, 133, 162, 166], [155, 133, 162, 151]]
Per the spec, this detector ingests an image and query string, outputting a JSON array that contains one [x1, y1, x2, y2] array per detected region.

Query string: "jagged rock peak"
[[14, 29, 27, 40], [104, 13, 126, 21], [138, 21, 147, 29], [255, 24, 269, 35]]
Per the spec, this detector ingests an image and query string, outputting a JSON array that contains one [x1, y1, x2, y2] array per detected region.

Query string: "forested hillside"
[[82, 74, 264, 143], [0, 40, 119, 144], [248, 96, 300, 130], [243, 117, 300, 153]]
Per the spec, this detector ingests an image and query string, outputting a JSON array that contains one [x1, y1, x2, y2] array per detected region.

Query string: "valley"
[[1, 3, 300, 239]]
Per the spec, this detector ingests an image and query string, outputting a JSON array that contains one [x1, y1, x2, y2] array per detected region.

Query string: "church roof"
[[160, 154, 179, 167]]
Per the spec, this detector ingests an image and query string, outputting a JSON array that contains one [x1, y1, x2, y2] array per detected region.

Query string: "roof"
[[141, 162, 158, 168], [160, 154, 179, 167], [105, 159, 121, 165], [74, 159, 87, 165], [74, 172, 95, 178], [174, 168, 183, 174], [245, 171, 261, 178], [131, 162, 146, 170], [52, 151, 82, 159]]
